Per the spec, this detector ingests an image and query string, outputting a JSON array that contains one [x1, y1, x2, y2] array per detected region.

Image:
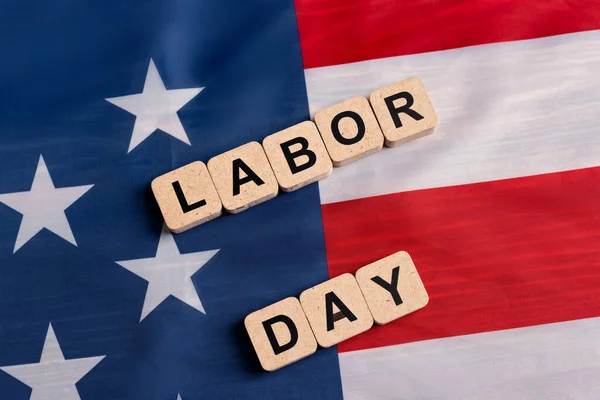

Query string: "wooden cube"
[[314, 96, 384, 167], [207, 141, 278, 214], [263, 121, 333, 192], [355, 251, 429, 325], [299, 273, 373, 348], [245, 297, 318, 371], [151, 161, 222, 233], [370, 77, 438, 147]]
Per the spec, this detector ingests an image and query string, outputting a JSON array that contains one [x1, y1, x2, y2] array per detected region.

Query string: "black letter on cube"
[[331, 111, 366, 145], [172, 181, 207, 213], [262, 315, 299, 355], [280, 137, 317, 174], [325, 292, 357, 331], [384, 92, 424, 128], [371, 266, 403, 305], [232, 158, 265, 196]]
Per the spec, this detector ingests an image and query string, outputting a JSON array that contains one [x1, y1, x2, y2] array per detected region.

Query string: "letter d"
[[262, 315, 299, 355]]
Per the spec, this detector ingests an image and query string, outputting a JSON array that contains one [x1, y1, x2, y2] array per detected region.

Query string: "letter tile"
[[299, 273, 373, 348], [314, 96, 384, 167], [355, 251, 429, 325], [263, 121, 333, 192], [207, 141, 278, 214], [151, 161, 222, 233], [245, 297, 318, 371], [370, 77, 438, 147]]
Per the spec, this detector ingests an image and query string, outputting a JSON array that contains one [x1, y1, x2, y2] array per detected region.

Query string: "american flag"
[[1, 0, 599, 399]]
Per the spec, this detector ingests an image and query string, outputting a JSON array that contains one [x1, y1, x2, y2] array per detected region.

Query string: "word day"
[[245, 251, 429, 371], [152, 77, 438, 233]]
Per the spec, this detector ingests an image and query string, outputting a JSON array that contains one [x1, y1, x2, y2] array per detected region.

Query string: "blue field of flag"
[[0, 0, 343, 398]]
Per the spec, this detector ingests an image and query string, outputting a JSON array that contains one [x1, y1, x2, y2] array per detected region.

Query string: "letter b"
[[280, 137, 317, 174], [263, 121, 333, 192]]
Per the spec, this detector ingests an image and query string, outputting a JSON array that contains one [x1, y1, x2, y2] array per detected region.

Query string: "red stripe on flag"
[[295, 0, 600, 68], [321, 167, 600, 352]]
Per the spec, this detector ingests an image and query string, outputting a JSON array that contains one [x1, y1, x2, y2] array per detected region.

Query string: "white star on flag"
[[106, 59, 204, 153], [0, 324, 104, 400], [0, 155, 93, 253], [116, 225, 219, 321]]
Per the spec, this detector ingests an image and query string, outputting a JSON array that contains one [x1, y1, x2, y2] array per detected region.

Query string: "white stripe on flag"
[[339, 317, 600, 400], [305, 30, 600, 204]]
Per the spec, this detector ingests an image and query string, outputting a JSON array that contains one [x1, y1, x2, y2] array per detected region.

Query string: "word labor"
[[245, 251, 429, 371], [152, 77, 438, 233]]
